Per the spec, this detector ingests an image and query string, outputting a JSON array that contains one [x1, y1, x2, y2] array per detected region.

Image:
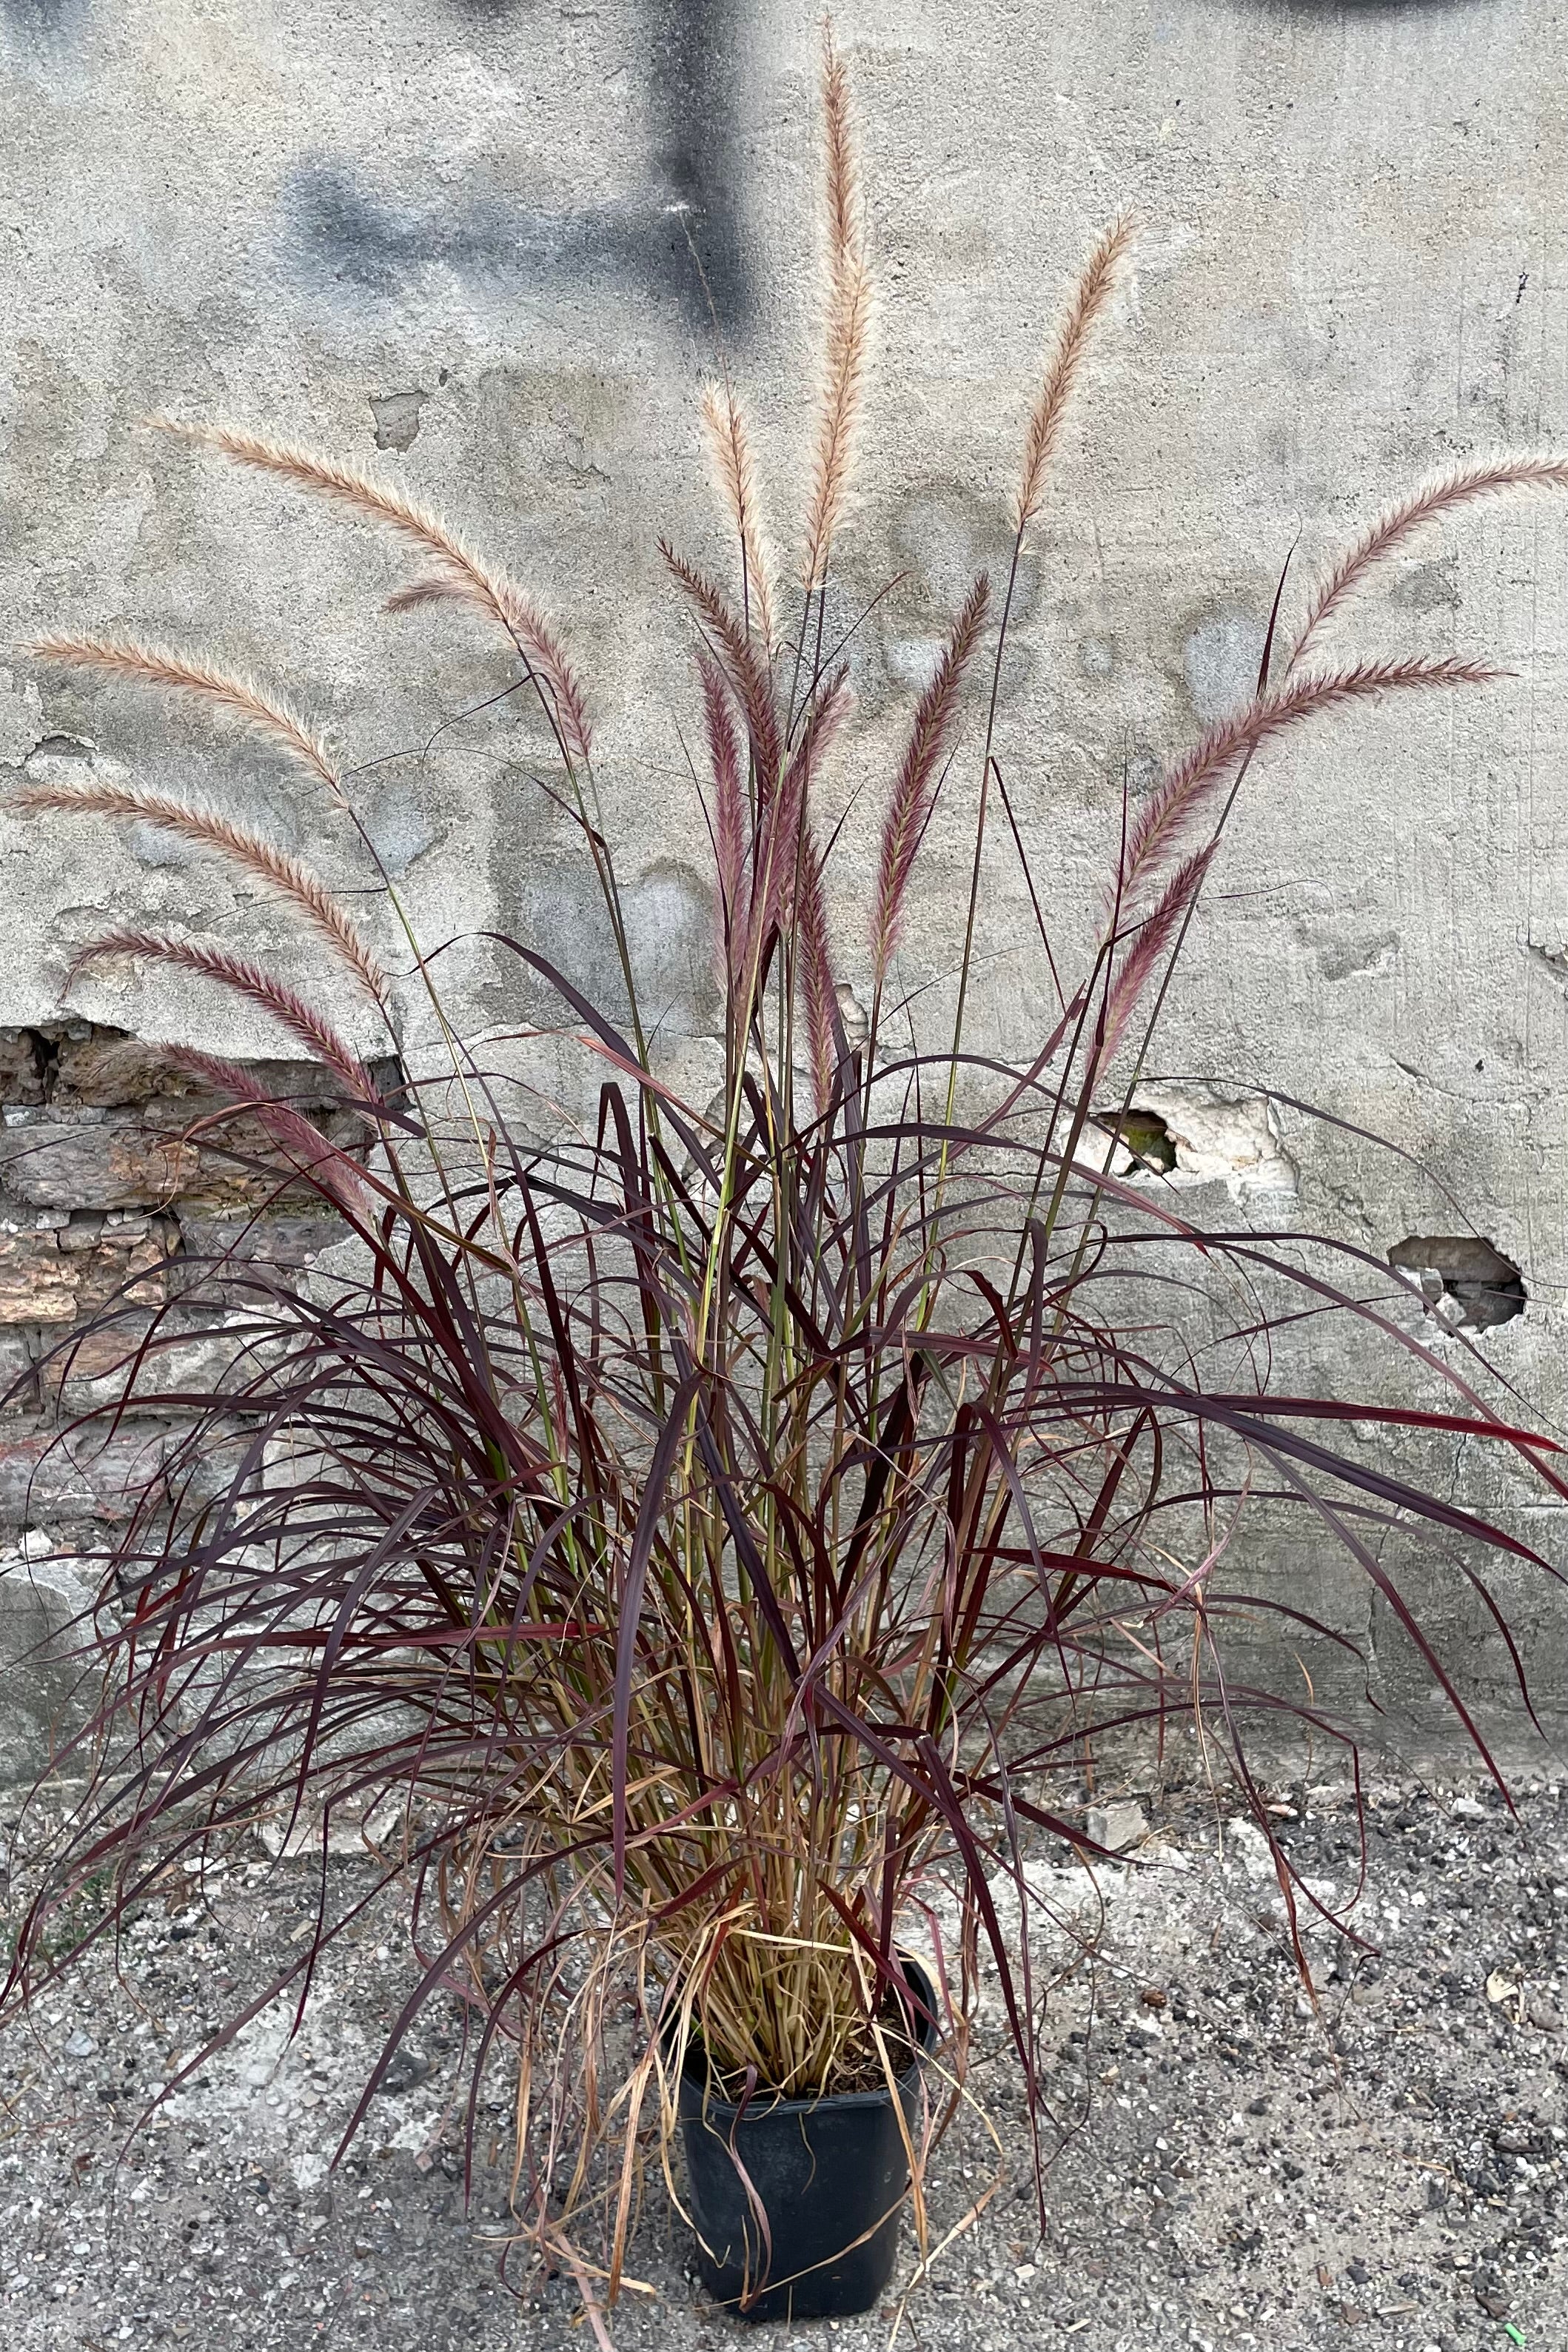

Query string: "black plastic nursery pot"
[[677, 1958, 939, 2322]]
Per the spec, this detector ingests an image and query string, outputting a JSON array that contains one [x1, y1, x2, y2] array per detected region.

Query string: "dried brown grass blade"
[[1290, 456, 1568, 668], [70, 929, 378, 1100], [155, 419, 592, 766], [1014, 216, 1134, 533], [11, 777, 389, 1006]]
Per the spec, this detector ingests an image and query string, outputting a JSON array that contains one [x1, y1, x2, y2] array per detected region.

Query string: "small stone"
[[1452, 1797, 1487, 1821], [1085, 1800, 1147, 1855], [372, 2047, 431, 2097], [64, 2031, 98, 2058]]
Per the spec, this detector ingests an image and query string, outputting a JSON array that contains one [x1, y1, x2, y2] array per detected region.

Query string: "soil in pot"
[[677, 1957, 939, 2322]]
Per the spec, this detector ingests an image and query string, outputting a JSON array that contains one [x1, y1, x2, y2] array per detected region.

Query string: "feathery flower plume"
[[155, 420, 593, 767], [800, 23, 871, 595], [31, 634, 344, 807], [796, 827, 837, 1116], [1014, 215, 1135, 534], [1119, 654, 1502, 903], [820, 19, 860, 264], [700, 383, 776, 653], [10, 777, 389, 1006], [697, 649, 748, 976], [870, 572, 991, 987], [1289, 455, 1568, 669], [751, 671, 852, 955], [70, 931, 378, 1102], [662, 539, 783, 793], [1094, 845, 1215, 1080], [165, 1047, 372, 1221]]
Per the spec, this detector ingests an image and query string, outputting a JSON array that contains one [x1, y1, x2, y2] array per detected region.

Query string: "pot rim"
[[679, 1954, 939, 2121]]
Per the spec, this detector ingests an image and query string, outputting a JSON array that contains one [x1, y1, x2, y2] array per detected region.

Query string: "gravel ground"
[[2, 1768, 1567, 2352]]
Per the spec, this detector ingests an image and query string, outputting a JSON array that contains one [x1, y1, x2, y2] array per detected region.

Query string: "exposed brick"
[[0, 1031, 47, 1107], [0, 1220, 173, 1326], [0, 1113, 203, 1210], [0, 1025, 372, 1537], [72, 1230, 172, 1319], [0, 1104, 367, 1211], [0, 1231, 83, 1324], [49, 1029, 375, 1114], [50, 1033, 192, 1108], [172, 1204, 346, 1303], [50, 1318, 259, 1415], [0, 1331, 38, 1412], [0, 1420, 220, 1530]]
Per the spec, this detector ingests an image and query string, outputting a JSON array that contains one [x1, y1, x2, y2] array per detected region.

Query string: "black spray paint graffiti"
[[289, 0, 754, 335], [0, 0, 87, 36]]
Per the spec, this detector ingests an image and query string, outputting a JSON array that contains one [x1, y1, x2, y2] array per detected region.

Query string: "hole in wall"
[[1096, 1106, 1179, 1173], [1387, 1236, 1527, 1331]]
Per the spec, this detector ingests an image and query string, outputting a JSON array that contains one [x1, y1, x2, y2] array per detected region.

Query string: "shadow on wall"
[[287, 0, 755, 334], [0, 0, 87, 36]]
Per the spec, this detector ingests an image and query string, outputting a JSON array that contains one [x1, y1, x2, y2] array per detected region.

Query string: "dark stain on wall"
[[289, 0, 753, 334], [644, 0, 753, 331], [0, 0, 86, 34]]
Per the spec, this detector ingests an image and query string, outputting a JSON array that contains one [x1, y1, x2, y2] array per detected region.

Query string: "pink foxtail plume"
[[797, 827, 837, 1117], [698, 649, 749, 980], [1119, 655, 1501, 906], [870, 572, 991, 988], [1094, 845, 1215, 1082], [1289, 456, 1568, 671]]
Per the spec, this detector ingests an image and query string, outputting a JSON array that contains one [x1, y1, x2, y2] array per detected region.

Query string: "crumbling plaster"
[[3, 0, 1568, 1758]]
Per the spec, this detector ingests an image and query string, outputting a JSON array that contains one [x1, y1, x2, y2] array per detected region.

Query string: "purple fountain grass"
[[1116, 652, 1501, 908], [870, 571, 991, 993], [700, 381, 776, 654], [157, 418, 594, 769], [10, 771, 390, 1005], [5, 22, 1568, 2334], [67, 929, 379, 1102], [697, 645, 749, 977], [800, 21, 871, 607], [662, 537, 784, 791], [30, 631, 347, 805], [1013, 214, 1135, 538], [1287, 454, 1568, 671]]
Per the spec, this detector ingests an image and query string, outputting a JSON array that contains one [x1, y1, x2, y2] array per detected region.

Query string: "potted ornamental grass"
[[4, 26, 1568, 2329]]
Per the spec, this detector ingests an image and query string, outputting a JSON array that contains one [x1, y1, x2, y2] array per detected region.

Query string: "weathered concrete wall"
[[4, 0, 1568, 1763]]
